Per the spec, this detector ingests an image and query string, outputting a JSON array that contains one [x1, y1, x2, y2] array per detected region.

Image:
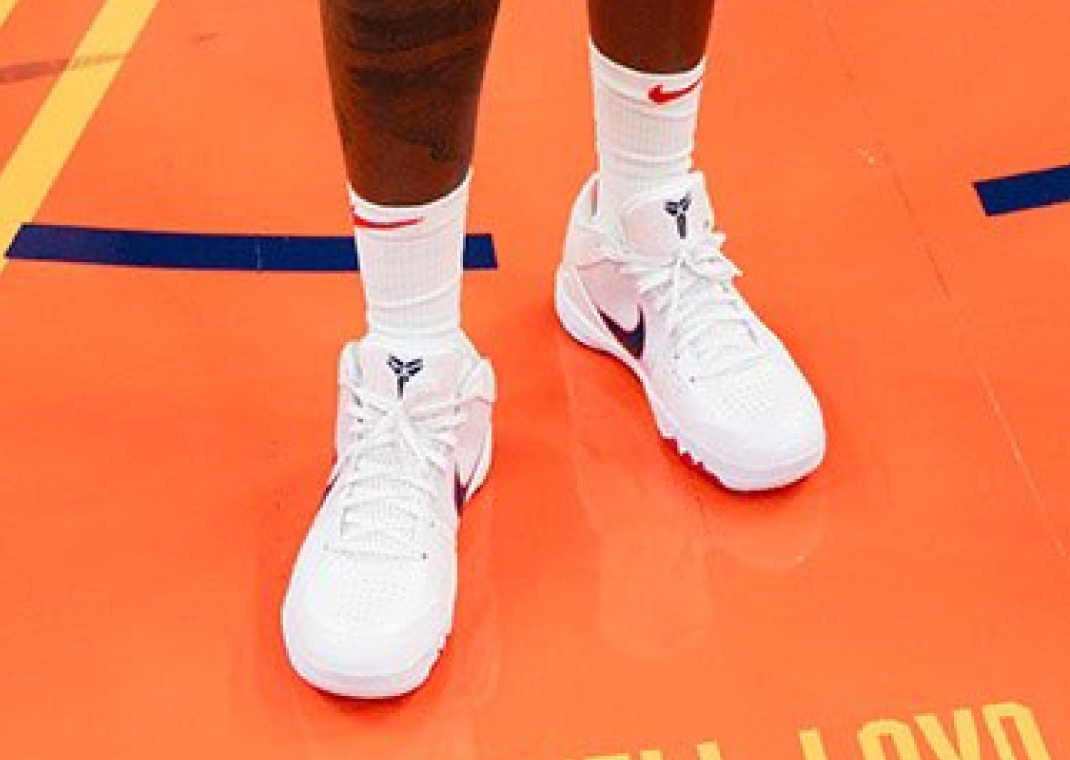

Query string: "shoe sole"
[[285, 636, 444, 699], [554, 263, 823, 491], [283, 424, 495, 699]]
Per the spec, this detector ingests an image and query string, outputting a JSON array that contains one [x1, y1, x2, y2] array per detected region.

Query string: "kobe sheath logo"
[[664, 192, 692, 239], [387, 355, 423, 397]]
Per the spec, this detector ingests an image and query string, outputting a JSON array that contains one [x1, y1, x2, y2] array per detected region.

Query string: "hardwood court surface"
[[1, 0, 1069, 758]]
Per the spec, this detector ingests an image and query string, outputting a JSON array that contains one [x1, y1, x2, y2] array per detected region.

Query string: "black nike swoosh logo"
[[598, 307, 645, 360], [454, 471, 468, 514], [321, 458, 339, 504]]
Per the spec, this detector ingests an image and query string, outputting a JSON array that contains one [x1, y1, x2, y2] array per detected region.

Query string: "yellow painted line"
[[0, 0, 23, 33], [0, 0, 162, 273]]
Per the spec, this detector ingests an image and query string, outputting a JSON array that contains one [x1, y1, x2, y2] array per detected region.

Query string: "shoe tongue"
[[356, 338, 464, 406], [620, 172, 714, 252], [336, 338, 467, 550], [619, 174, 757, 370]]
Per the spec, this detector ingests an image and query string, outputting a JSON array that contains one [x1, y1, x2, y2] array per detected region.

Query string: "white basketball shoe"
[[555, 172, 825, 490], [282, 334, 495, 698]]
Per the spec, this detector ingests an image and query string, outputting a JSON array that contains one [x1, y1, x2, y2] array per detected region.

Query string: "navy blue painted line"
[[975, 162, 1070, 216], [6, 224, 497, 271]]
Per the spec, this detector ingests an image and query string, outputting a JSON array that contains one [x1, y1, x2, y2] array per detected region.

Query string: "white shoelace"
[[607, 230, 763, 376], [326, 379, 468, 561]]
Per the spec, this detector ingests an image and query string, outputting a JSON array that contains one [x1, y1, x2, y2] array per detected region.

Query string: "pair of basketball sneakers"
[[280, 170, 826, 698]]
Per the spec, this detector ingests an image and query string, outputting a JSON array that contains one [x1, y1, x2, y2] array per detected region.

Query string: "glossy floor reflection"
[[1, 0, 1069, 758]]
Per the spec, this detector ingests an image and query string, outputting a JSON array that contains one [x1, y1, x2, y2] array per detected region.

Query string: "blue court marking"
[[975, 163, 1070, 216], [6, 224, 497, 271]]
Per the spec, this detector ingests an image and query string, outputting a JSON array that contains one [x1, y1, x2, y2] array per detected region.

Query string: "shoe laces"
[[325, 377, 469, 561], [608, 229, 763, 376]]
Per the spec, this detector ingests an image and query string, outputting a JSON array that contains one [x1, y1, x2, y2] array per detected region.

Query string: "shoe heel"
[[554, 264, 608, 352]]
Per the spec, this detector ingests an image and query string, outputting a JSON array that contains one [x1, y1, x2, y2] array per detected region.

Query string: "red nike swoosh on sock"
[[648, 76, 703, 105], [351, 212, 423, 230]]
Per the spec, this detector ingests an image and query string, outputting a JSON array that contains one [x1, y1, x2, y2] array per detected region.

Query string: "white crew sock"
[[590, 41, 705, 229], [348, 172, 470, 345]]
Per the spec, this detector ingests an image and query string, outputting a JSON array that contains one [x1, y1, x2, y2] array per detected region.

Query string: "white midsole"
[[285, 634, 444, 700]]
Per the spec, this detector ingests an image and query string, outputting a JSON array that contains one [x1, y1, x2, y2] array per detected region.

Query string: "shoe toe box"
[[683, 356, 827, 488], [282, 548, 453, 696]]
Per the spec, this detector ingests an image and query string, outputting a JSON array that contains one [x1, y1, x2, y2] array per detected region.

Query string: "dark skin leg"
[[588, 0, 716, 73], [320, 0, 500, 205]]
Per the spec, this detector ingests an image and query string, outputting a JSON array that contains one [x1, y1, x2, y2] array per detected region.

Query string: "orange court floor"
[[1, 0, 1070, 758]]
